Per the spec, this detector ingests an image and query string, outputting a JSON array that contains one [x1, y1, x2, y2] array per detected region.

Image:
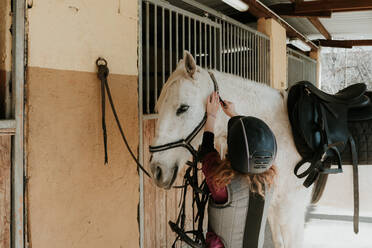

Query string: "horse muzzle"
[[150, 162, 179, 189]]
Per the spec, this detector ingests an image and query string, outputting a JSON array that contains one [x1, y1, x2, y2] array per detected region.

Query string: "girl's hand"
[[221, 100, 238, 117], [205, 92, 220, 133], [206, 92, 220, 119]]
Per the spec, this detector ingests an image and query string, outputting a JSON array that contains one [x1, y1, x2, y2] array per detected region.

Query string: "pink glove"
[[206, 231, 225, 248]]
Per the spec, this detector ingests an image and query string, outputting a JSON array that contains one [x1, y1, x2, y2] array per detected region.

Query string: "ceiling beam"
[[307, 17, 332, 40], [286, 0, 332, 40], [243, 0, 319, 51], [270, 4, 332, 18], [316, 39, 372, 48], [270, 1, 372, 15]]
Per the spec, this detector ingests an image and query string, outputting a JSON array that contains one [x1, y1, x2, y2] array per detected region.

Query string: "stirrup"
[[320, 144, 343, 174]]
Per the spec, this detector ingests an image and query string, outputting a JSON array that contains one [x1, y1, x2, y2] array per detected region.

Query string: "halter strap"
[[149, 71, 221, 158]]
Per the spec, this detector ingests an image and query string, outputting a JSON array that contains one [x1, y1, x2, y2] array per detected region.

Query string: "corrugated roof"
[[169, 0, 372, 41], [320, 11, 372, 39], [261, 0, 372, 40]]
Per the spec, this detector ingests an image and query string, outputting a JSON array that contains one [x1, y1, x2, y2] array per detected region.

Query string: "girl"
[[200, 92, 278, 248]]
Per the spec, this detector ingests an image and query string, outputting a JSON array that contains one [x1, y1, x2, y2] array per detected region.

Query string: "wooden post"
[[0, 136, 11, 248], [257, 18, 288, 90], [310, 49, 321, 88]]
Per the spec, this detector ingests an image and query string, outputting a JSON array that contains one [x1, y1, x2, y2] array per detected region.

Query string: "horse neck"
[[211, 70, 281, 138]]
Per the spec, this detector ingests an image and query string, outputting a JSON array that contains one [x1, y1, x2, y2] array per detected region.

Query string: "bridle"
[[149, 71, 222, 158]]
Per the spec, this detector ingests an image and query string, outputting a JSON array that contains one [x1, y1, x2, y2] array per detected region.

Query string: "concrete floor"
[[304, 219, 372, 248], [304, 206, 372, 248]]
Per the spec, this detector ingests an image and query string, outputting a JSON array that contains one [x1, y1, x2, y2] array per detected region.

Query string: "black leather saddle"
[[287, 81, 368, 186], [287, 81, 372, 234]]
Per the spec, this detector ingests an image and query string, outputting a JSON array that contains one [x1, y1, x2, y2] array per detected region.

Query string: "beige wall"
[[26, 1, 140, 247], [257, 18, 287, 90], [0, 0, 11, 72]]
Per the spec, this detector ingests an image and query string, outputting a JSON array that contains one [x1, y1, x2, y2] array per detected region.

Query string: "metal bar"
[[199, 21, 202, 66], [237, 27, 240, 76], [138, 1, 145, 247], [12, 0, 25, 247], [176, 13, 178, 63], [194, 19, 196, 58], [142, 114, 160, 120], [162, 7, 165, 86], [182, 15, 185, 55], [214, 26, 216, 69], [147, 0, 220, 28], [0, 120, 16, 129], [230, 24, 233, 74], [219, 21, 222, 71], [180, 0, 269, 38], [266, 39, 269, 84], [154, 4, 158, 105], [259, 36, 261, 83], [234, 25, 237, 75], [188, 16, 191, 52], [251, 33, 253, 81], [268, 39, 270, 85], [222, 21, 225, 72], [227, 23, 230, 73], [248, 32, 251, 80], [169, 10, 172, 74], [209, 24, 212, 68], [239, 28, 243, 77], [288, 47, 317, 63], [146, 2, 150, 114], [255, 35, 258, 82], [204, 23, 207, 68], [243, 30, 246, 78], [264, 38, 266, 84], [246, 31, 249, 79]]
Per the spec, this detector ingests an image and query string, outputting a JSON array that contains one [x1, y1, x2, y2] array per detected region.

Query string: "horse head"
[[149, 51, 214, 189]]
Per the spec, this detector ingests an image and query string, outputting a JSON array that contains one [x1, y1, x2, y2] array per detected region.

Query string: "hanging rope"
[[96, 57, 151, 178]]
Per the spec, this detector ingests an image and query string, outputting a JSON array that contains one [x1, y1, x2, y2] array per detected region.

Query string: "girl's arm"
[[200, 92, 227, 204]]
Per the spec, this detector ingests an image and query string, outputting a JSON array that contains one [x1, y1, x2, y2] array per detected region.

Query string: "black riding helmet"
[[227, 116, 277, 174]]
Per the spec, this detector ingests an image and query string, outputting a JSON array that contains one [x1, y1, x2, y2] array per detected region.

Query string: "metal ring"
[[96, 57, 108, 67]]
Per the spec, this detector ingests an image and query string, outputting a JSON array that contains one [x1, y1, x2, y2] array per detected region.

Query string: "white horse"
[[149, 51, 312, 248]]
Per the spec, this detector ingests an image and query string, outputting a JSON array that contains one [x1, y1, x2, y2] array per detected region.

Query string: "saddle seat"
[[305, 82, 366, 105], [349, 93, 372, 121]]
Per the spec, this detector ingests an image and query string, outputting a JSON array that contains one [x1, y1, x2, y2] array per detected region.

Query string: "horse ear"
[[183, 51, 197, 78]]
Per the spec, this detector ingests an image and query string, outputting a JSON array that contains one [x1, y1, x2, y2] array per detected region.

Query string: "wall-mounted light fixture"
[[288, 38, 311, 52], [222, 0, 249, 12]]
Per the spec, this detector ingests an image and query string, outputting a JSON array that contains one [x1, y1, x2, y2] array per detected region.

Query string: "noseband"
[[149, 71, 221, 158]]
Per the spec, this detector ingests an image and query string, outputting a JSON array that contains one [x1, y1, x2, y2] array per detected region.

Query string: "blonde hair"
[[207, 158, 277, 197]]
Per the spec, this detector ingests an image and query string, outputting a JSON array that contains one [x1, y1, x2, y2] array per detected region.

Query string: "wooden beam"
[[270, 4, 332, 18], [307, 17, 332, 40], [270, 1, 372, 15], [244, 0, 319, 51], [286, 0, 332, 41], [316, 39, 372, 48]]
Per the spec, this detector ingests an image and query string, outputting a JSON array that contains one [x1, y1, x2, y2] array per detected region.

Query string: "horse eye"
[[176, 104, 190, 116]]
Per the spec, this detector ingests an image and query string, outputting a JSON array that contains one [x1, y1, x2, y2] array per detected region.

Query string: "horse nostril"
[[155, 166, 162, 181]]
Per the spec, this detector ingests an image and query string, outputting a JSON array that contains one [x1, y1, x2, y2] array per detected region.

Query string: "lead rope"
[[96, 58, 151, 178]]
